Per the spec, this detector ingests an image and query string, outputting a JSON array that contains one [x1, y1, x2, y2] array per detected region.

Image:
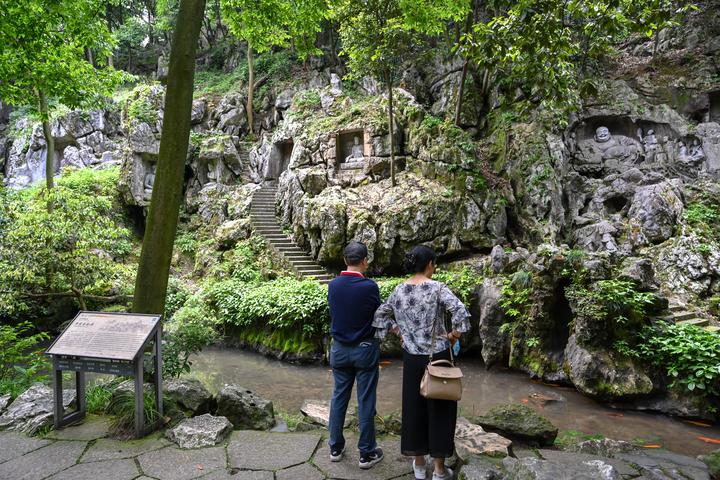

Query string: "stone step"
[[669, 304, 686, 312], [289, 259, 317, 266], [251, 222, 282, 229], [295, 264, 326, 272], [677, 318, 710, 327], [672, 311, 698, 322], [704, 326, 720, 334]]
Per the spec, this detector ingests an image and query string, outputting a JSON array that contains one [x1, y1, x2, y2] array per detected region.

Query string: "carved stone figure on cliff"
[[642, 129, 660, 163], [345, 136, 364, 162], [576, 126, 642, 171], [143, 164, 156, 201]]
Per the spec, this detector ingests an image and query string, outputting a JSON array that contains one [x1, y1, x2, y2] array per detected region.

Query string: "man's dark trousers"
[[329, 338, 380, 455]]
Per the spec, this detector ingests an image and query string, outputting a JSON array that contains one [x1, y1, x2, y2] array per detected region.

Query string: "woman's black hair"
[[404, 245, 437, 273]]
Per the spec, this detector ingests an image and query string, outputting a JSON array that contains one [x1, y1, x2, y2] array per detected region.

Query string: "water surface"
[[189, 347, 720, 456]]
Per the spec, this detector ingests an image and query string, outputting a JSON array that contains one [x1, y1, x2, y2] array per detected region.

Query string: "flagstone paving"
[[0, 421, 418, 480]]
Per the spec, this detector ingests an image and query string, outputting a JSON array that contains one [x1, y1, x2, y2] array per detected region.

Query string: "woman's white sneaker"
[[432, 466, 453, 480], [413, 459, 427, 479]]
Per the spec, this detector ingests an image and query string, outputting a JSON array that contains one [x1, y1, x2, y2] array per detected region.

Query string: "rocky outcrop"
[[455, 417, 513, 459], [474, 404, 558, 447], [0, 385, 76, 434], [0, 394, 11, 415], [163, 379, 213, 416], [474, 278, 509, 367], [563, 335, 654, 399], [165, 414, 232, 449], [215, 385, 275, 430]]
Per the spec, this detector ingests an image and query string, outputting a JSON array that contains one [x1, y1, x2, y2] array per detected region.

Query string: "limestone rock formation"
[[474, 404, 558, 447], [165, 414, 232, 449], [0, 384, 76, 434], [563, 335, 654, 399], [163, 379, 213, 416], [215, 385, 275, 430]]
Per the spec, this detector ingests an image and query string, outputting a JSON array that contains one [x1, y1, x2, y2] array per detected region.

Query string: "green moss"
[[699, 450, 720, 478], [237, 327, 321, 355]]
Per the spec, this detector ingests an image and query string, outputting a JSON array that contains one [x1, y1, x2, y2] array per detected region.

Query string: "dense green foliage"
[[0, 168, 133, 316], [0, 322, 49, 398], [211, 277, 329, 335], [0, 0, 125, 115], [463, 0, 692, 116], [636, 322, 720, 399], [499, 270, 534, 334]]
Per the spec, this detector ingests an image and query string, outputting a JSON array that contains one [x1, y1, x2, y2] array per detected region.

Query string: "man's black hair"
[[344, 241, 368, 266]]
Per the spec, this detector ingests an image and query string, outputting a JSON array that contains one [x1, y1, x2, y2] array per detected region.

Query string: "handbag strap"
[[429, 285, 455, 366]]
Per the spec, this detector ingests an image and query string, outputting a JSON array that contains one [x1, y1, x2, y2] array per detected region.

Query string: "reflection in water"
[[189, 347, 720, 456]]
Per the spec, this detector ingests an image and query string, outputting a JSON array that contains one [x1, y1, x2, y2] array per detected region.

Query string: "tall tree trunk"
[[133, 0, 206, 315], [386, 71, 396, 187], [246, 43, 254, 133], [36, 90, 54, 191], [454, 59, 469, 127], [85, 47, 95, 66]]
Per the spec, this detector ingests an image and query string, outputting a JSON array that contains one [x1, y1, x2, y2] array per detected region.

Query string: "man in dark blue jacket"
[[327, 241, 384, 469]]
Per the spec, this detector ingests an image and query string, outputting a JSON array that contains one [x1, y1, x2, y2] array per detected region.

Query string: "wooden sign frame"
[[46, 311, 163, 438]]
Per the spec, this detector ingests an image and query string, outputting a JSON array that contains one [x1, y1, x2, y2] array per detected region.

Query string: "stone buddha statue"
[[345, 136, 364, 163], [576, 126, 642, 171], [143, 165, 156, 200]]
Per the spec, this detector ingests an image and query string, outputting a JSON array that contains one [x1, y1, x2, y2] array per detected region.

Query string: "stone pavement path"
[[0, 417, 414, 480]]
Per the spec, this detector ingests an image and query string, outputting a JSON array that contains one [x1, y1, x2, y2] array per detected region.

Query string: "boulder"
[[0, 394, 11, 414], [502, 455, 620, 480], [626, 181, 684, 245], [61, 146, 96, 169], [163, 378, 213, 415], [215, 218, 252, 249], [619, 257, 656, 290], [563, 335, 653, 400], [215, 385, 275, 430], [474, 278, 508, 367], [165, 414, 232, 449], [475, 404, 558, 447], [0, 384, 76, 434], [300, 399, 331, 426], [459, 457, 505, 480], [565, 438, 636, 457], [191, 100, 207, 124], [128, 122, 159, 156], [455, 417, 512, 459]]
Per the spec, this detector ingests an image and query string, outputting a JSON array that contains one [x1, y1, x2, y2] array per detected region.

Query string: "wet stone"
[[300, 399, 331, 426], [0, 431, 52, 464], [46, 458, 139, 480], [80, 436, 170, 463], [459, 456, 505, 480], [137, 445, 227, 480], [46, 414, 111, 441], [276, 462, 325, 480], [227, 431, 321, 470], [539, 449, 638, 477], [0, 440, 87, 480], [166, 414, 232, 449], [313, 436, 414, 480], [455, 417, 512, 459]]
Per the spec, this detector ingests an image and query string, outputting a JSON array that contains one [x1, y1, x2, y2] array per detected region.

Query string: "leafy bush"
[[0, 167, 133, 316], [163, 293, 219, 378], [684, 197, 720, 239], [636, 322, 720, 398], [86, 384, 114, 414], [293, 89, 321, 111], [210, 277, 329, 335], [566, 279, 654, 346], [499, 271, 534, 333], [0, 322, 50, 397], [209, 236, 278, 283], [164, 277, 192, 321], [375, 267, 482, 306], [106, 390, 164, 437]]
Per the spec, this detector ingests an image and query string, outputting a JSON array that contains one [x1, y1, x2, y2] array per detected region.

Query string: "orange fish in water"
[[379, 361, 393, 366], [521, 399, 529, 404], [605, 412, 624, 418], [642, 444, 662, 449], [697, 436, 720, 444], [685, 420, 712, 427]]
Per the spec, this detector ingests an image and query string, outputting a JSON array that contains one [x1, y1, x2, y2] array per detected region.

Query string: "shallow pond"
[[189, 347, 720, 456]]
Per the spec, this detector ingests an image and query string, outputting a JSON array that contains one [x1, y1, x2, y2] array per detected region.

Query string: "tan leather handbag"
[[420, 300, 463, 401]]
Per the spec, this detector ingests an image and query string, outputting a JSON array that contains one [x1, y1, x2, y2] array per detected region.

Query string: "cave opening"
[[604, 196, 628, 214], [548, 278, 573, 351]]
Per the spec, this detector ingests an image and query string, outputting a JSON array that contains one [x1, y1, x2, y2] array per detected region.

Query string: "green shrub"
[[0, 167, 132, 316], [636, 322, 720, 399], [0, 322, 50, 397], [684, 198, 720, 239], [293, 89, 321, 111], [434, 266, 483, 306], [499, 271, 534, 333], [163, 293, 219, 378], [211, 277, 329, 335], [164, 277, 191, 321], [86, 384, 114, 414], [106, 390, 164, 437]]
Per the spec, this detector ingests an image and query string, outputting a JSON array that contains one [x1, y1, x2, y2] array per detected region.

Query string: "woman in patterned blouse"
[[373, 245, 471, 480]]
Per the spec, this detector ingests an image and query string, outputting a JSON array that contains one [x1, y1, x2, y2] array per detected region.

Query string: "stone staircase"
[[250, 184, 334, 284], [657, 301, 719, 333]]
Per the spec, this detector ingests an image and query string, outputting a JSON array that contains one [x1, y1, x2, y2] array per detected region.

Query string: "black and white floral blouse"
[[372, 280, 471, 356]]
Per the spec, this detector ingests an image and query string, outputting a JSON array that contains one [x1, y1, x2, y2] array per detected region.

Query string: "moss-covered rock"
[[698, 449, 720, 480], [474, 403, 558, 446]]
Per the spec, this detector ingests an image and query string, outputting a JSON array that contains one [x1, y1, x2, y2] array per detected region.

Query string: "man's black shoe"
[[330, 446, 345, 462], [358, 448, 384, 469]]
